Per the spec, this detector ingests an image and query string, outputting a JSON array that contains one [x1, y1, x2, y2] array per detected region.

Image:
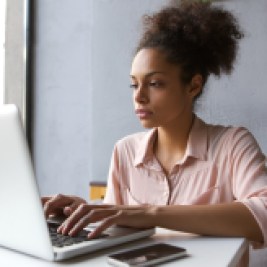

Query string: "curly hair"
[[136, 1, 244, 96]]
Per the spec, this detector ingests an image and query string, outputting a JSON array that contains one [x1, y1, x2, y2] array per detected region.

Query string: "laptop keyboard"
[[48, 222, 108, 248]]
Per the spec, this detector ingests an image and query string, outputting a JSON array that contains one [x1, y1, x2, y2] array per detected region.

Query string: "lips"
[[135, 109, 153, 119]]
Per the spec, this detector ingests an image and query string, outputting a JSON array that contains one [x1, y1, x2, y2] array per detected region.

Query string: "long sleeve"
[[230, 128, 267, 247], [103, 144, 123, 205]]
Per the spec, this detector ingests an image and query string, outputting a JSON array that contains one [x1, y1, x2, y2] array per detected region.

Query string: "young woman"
[[43, 2, 267, 250]]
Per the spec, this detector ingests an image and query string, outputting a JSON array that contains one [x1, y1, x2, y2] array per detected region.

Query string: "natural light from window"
[[0, 1, 6, 104]]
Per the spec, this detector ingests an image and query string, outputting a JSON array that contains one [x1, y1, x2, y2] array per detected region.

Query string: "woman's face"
[[130, 48, 199, 129]]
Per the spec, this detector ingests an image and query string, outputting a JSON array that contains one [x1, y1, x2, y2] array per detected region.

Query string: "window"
[[0, 0, 6, 104]]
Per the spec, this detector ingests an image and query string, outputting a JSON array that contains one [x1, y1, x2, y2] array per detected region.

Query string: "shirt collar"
[[185, 116, 208, 161], [134, 128, 157, 167], [134, 115, 208, 167]]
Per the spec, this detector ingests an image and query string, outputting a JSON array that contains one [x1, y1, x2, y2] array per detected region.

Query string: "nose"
[[134, 84, 149, 104]]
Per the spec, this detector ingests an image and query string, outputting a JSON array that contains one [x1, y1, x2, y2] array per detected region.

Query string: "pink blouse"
[[103, 116, 267, 247]]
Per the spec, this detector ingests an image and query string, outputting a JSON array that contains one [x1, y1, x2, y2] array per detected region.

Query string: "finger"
[[68, 213, 93, 236], [60, 205, 116, 232], [62, 203, 112, 217], [63, 207, 72, 216], [68, 209, 118, 236], [41, 196, 51, 206], [58, 204, 88, 233], [63, 202, 80, 216], [59, 204, 91, 235], [88, 211, 122, 239], [44, 194, 73, 218]]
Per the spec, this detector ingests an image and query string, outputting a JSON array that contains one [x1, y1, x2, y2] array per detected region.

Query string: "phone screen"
[[108, 243, 186, 266]]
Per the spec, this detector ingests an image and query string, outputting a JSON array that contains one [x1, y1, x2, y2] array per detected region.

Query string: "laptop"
[[0, 104, 155, 261]]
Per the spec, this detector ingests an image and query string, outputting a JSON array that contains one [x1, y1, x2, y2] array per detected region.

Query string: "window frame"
[[4, 0, 34, 148]]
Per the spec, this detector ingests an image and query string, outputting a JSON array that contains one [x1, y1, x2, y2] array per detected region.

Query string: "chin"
[[140, 121, 157, 129]]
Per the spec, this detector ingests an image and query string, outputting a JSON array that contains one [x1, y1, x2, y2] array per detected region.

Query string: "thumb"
[[63, 203, 78, 216], [63, 207, 72, 216]]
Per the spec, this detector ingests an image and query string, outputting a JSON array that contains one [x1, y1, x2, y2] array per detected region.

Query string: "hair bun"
[[137, 2, 244, 86]]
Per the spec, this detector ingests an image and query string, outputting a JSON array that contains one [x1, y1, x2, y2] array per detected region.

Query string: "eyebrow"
[[130, 71, 166, 79]]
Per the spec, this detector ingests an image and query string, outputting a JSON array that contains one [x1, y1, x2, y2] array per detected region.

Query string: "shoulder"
[[204, 120, 261, 156], [206, 121, 249, 142], [113, 131, 151, 154], [226, 126, 263, 157], [211, 123, 256, 146]]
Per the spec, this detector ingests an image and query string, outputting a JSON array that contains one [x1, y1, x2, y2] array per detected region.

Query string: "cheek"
[[156, 91, 186, 110], [158, 93, 192, 122]]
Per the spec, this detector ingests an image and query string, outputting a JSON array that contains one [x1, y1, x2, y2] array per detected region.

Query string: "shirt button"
[[163, 191, 169, 197]]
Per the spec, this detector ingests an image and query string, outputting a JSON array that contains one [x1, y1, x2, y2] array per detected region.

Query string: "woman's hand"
[[57, 204, 156, 238], [41, 194, 87, 218]]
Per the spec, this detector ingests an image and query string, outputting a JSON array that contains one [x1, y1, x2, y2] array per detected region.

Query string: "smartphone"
[[107, 243, 187, 267]]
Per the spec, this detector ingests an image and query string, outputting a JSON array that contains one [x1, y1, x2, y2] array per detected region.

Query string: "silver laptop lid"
[[0, 104, 54, 260]]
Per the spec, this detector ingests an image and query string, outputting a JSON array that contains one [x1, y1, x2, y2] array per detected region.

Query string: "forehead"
[[131, 48, 179, 76]]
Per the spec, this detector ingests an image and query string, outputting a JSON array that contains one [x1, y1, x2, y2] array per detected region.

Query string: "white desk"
[[0, 228, 248, 267]]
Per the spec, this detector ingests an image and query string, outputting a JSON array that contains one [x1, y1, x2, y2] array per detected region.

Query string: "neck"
[[154, 112, 195, 164]]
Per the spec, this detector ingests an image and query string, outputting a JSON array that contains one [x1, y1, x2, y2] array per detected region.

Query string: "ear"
[[189, 74, 203, 99]]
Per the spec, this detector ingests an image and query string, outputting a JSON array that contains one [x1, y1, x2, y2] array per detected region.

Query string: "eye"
[[130, 83, 138, 89], [149, 81, 164, 88]]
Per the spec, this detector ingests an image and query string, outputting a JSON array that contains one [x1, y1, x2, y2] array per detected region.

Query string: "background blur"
[[32, 0, 267, 200]]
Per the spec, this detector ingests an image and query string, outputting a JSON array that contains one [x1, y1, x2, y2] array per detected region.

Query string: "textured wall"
[[33, 0, 267, 199], [197, 0, 267, 154], [33, 2, 267, 264], [33, 0, 166, 198]]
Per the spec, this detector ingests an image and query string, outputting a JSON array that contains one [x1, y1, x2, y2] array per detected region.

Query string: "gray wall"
[[33, 2, 267, 264], [33, 0, 166, 199], [33, 0, 267, 201], [197, 0, 267, 152]]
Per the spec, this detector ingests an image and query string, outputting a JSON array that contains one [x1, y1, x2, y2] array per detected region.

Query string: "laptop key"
[[47, 222, 108, 247]]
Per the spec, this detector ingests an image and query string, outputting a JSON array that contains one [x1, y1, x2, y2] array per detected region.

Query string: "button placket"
[[160, 174, 169, 204], [166, 165, 181, 205]]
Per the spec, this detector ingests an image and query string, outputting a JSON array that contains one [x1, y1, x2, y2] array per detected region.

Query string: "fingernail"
[[69, 230, 75, 237], [63, 227, 68, 234], [64, 208, 70, 215], [87, 232, 94, 239]]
